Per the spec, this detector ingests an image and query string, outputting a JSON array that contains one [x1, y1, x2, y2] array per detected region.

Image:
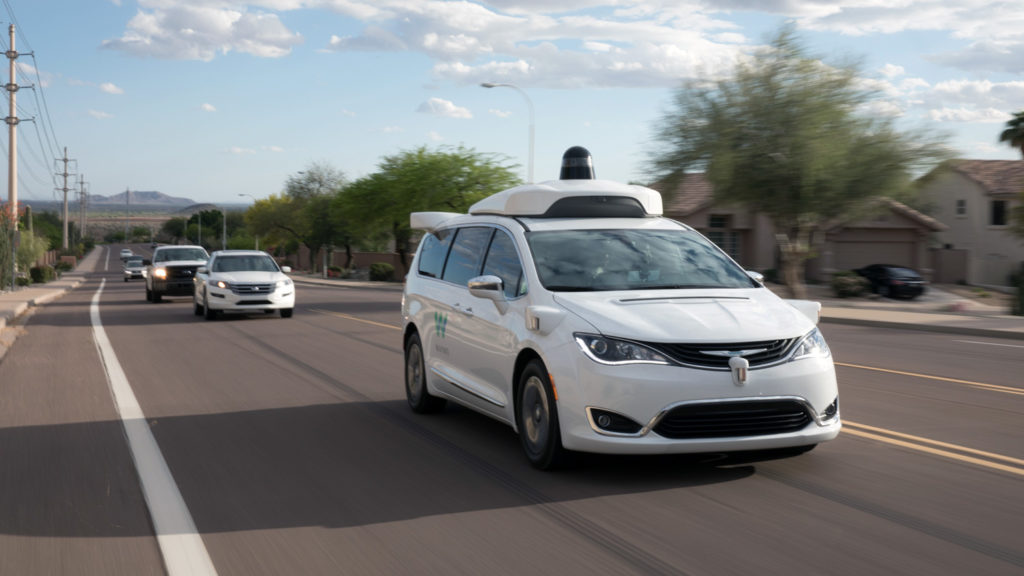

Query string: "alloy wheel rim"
[[522, 375, 549, 454]]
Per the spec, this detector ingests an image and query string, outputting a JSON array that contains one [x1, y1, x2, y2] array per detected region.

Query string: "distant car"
[[193, 250, 295, 320], [856, 264, 926, 299], [123, 256, 147, 282], [119, 248, 133, 261], [146, 245, 209, 302]]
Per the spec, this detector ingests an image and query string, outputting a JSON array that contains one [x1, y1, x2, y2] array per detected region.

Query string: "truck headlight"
[[153, 268, 167, 279]]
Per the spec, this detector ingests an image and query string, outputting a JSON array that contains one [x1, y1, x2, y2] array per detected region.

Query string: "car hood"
[[153, 259, 208, 267], [552, 288, 814, 342], [211, 271, 287, 283]]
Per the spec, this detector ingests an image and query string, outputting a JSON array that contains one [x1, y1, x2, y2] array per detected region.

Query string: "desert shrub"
[[29, 265, 56, 284], [831, 271, 869, 298], [369, 262, 395, 282]]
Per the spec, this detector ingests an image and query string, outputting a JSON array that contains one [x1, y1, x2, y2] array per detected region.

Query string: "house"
[[919, 160, 1024, 288], [655, 173, 945, 283]]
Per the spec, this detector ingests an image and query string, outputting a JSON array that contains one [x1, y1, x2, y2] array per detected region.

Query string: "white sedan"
[[193, 250, 295, 320]]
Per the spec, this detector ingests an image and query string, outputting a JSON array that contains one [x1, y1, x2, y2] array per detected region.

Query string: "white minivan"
[[401, 149, 840, 469]]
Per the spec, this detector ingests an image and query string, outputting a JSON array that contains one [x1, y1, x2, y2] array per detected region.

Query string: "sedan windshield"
[[527, 228, 757, 292], [212, 255, 280, 273]]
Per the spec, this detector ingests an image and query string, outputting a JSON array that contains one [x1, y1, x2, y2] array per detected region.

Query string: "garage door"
[[834, 241, 915, 271]]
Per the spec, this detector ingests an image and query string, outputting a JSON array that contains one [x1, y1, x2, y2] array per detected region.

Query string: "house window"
[[990, 200, 1008, 226], [955, 199, 966, 217], [707, 215, 739, 260]]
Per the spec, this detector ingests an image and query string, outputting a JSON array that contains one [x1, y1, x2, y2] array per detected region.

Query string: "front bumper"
[[547, 349, 841, 454], [206, 285, 295, 312]]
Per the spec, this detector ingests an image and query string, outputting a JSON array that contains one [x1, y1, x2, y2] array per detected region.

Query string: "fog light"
[[590, 409, 642, 434], [823, 398, 839, 420]]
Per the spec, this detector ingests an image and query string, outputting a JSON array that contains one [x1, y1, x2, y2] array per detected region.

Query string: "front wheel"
[[405, 333, 445, 413], [280, 308, 293, 318], [203, 290, 217, 320], [516, 359, 566, 470], [193, 294, 203, 316]]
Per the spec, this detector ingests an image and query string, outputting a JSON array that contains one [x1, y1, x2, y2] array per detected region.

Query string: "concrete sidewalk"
[[3, 248, 1024, 342]]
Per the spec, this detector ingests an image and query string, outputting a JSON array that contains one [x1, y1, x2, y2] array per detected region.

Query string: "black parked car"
[[855, 264, 926, 299]]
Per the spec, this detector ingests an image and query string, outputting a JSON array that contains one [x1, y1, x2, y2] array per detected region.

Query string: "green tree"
[[160, 217, 188, 244], [16, 230, 49, 273], [999, 110, 1024, 158], [0, 209, 11, 288], [649, 27, 948, 298], [245, 162, 346, 271], [332, 146, 520, 270]]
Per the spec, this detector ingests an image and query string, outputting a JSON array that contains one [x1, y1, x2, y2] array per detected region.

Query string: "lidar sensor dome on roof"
[[560, 146, 595, 180]]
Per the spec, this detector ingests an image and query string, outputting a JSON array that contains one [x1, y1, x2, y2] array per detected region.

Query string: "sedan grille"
[[653, 400, 812, 439], [230, 283, 275, 296], [646, 338, 800, 369]]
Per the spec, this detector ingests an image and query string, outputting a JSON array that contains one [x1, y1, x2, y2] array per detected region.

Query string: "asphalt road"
[[0, 249, 1021, 575]]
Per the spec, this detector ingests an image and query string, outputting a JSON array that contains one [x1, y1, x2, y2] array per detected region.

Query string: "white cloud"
[[89, 110, 113, 119], [201, 103, 217, 112], [263, 145, 284, 152], [417, 97, 473, 119], [928, 107, 1010, 123], [381, 125, 403, 133], [879, 63, 904, 78], [228, 146, 258, 154], [103, 3, 302, 61], [427, 131, 444, 142], [489, 108, 512, 118], [100, 82, 125, 94]]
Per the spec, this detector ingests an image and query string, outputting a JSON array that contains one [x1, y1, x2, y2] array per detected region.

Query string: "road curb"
[[821, 316, 1024, 341]]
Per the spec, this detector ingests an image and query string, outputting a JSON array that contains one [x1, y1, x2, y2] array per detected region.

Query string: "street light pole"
[[238, 193, 259, 250], [481, 82, 534, 184]]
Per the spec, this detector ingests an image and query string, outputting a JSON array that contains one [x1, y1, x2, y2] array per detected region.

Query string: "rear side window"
[[482, 230, 526, 298], [417, 229, 454, 278], [442, 227, 493, 287]]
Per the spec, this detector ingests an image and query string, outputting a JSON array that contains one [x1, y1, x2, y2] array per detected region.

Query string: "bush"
[[55, 260, 74, 273], [16, 276, 30, 287], [1014, 263, 1024, 316], [29, 265, 56, 284], [831, 271, 869, 298], [369, 262, 395, 282]]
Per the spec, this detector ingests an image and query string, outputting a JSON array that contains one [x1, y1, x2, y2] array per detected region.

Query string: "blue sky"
[[4, 0, 1023, 205]]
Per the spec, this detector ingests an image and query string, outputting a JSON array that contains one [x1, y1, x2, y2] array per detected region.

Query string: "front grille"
[[646, 338, 799, 369], [230, 283, 274, 296], [166, 266, 198, 280], [652, 400, 812, 439]]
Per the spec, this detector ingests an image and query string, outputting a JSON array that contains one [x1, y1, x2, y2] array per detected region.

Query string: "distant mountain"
[[90, 190, 196, 206]]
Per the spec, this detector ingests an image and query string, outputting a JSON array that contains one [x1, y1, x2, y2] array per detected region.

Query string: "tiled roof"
[[650, 173, 714, 217], [947, 159, 1024, 197]]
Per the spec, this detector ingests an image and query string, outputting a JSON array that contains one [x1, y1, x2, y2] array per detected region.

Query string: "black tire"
[[405, 333, 445, 413], [193, 295, 203, 316], [152, 290, 163, 303], [516, 359, 566, 470], [280, 308, 293, 318], [203, 290, 217, 320], [879, 285, 890, 298], [145, 286, 152, 302]]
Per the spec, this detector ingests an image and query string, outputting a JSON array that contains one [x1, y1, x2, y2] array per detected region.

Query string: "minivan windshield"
[[527, 229, 757, 292]]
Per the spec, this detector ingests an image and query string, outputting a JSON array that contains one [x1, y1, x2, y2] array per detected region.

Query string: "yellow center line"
[[844, 420, 1024, 467], [842, 425, 1024, 478], [310, 309, 401, 331], [835, 362, 1024, 395]]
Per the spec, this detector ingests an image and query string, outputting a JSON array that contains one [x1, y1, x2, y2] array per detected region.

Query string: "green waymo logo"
[[434, 311, 448, 338]]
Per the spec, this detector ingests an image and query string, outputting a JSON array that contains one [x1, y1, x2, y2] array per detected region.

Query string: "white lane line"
[[90, 279, 219, 576], [954, 339, 1024, 349]]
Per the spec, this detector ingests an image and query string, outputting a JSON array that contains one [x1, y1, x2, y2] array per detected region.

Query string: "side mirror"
[[468, 275, 508, 314], [197, 266, 208, 274], [746, 270, 765, 284], [281, 266, 292, 273]]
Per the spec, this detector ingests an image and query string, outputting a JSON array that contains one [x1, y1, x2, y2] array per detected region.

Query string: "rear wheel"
[[405, 333, 445, 413], [516, 359, 566, 470]]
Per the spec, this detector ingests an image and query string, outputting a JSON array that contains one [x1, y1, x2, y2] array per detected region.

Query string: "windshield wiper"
[[544, 285, 593, 292]]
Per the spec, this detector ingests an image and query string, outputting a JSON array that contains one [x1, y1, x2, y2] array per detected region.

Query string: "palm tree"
[[999, 110, 1024, 158]]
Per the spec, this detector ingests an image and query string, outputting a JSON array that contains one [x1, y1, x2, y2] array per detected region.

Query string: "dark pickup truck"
[[146, 245, 210, 302]]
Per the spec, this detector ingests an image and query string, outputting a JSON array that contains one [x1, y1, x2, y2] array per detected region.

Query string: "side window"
[[482, 230, 526, 298], [442, 227, 493, 287], [417, 229, 454, 278]]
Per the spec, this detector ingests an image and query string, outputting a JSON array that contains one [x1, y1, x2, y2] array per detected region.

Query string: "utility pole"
[[56, 147, 76, 250], [5, 24, 27, 290], [123, 187, 130, 241], [78, 175, 88, 243]]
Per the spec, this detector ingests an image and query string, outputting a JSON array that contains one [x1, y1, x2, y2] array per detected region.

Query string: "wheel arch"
[[511, 348, 544, 433]]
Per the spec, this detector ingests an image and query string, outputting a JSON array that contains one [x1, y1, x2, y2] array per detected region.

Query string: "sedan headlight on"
[[215, 280, 230, 289], [153, 268, 167, 279], [575, 334, 671, 366], [790, 327, 831, 361]]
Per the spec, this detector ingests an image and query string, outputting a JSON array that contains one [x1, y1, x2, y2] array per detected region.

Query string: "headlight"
[[153, 268, 167, 279], [215, 280, 230, 289], [276, 278, 293, 288], [575, 334, 671, 365], [790, 327, 831, 361]]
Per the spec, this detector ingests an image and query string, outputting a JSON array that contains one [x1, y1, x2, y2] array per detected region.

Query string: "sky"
[[3, 0, 1023, 205]]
